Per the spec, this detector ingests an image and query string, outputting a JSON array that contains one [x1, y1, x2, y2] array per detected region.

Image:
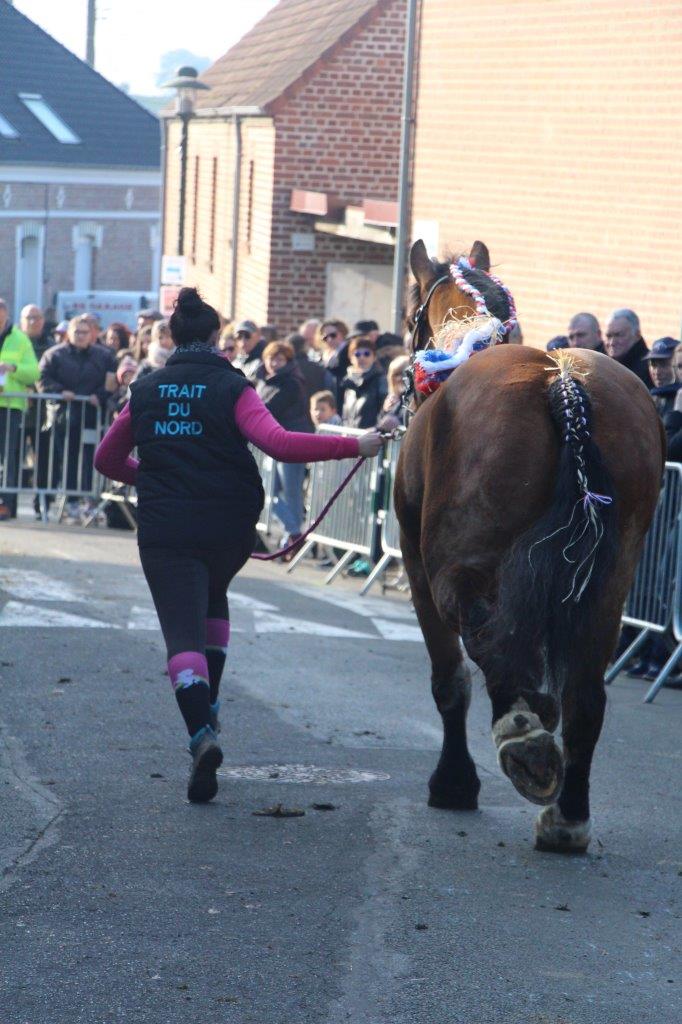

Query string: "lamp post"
[[161, 66, 210, 256]]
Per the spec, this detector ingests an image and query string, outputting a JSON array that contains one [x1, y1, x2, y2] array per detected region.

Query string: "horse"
[[394, 239, 665, 852]]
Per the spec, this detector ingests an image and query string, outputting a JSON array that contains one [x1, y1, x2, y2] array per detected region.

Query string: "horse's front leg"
[[401, 535, 480, 810], [460, 599, 564, 810]]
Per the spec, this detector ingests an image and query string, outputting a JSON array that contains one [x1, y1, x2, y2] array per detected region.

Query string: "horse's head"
[[408, 239, 512, 353]]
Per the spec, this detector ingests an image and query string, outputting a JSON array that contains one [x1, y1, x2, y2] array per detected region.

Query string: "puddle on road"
[[219, 764, 391, 784]]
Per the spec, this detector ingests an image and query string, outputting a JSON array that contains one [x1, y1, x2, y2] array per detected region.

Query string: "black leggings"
[[139, 532, 255, 658]]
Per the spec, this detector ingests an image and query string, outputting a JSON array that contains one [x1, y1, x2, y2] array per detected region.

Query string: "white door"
[[74, 236, 94, 291], [325, 262, 393, 331], [16, 234, 42, 316]]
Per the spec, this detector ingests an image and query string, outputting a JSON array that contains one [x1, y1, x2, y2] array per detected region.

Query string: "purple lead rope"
[[250, 456, 366, 561]]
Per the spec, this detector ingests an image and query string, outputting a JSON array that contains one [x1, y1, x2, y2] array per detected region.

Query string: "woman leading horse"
[[396, 239, 664, 852]]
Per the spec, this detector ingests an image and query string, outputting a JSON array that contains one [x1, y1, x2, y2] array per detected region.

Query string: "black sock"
[[206, 648, 227, 706], [175, 683, 211, 738]]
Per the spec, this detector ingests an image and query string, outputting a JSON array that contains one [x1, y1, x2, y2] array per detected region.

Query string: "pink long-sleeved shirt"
[[93, 388, 359, 485]]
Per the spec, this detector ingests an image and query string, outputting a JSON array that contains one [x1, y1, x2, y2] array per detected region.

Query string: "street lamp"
[[161, 66, 210, 256]]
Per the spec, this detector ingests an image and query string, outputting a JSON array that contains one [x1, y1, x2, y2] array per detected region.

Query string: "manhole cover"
[[218, 764, 390, 784]]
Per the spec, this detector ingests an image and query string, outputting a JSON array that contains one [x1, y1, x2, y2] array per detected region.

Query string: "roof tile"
[[0, 0, 159, 168], [196, 0, 380, 110]]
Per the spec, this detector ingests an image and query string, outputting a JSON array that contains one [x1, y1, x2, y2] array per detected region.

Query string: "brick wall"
[[267, 0, 405, 332], [164, 0, 406, 334], [170, 118, 239, 317], [412, 0, 682, 346], [0, 179, 158, 315]]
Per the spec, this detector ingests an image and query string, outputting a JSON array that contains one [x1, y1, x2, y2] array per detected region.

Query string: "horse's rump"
[[397, 344, 664, 692]]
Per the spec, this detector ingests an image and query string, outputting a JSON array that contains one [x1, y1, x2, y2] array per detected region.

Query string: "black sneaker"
[[187, 726, 223, 803]]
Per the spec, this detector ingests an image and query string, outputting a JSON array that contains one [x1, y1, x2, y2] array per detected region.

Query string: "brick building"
[[0, 1, 160, 322], [162, 0, 406, 334], [411, 0, 682, 347]]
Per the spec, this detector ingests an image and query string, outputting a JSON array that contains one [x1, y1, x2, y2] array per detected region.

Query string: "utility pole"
[[86, 0, 96, 68], [390, 0, 419, 336]]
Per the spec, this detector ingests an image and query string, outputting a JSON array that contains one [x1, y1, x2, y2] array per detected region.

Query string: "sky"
[[14, 0, 279, 96]]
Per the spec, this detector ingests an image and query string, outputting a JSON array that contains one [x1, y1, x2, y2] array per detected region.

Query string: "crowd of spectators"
[[1, 292, 681, 588]]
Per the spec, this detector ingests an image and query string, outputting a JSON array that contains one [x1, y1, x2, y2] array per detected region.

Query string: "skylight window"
[[19, 94, 80, 144], [0, 113, 19, 139]]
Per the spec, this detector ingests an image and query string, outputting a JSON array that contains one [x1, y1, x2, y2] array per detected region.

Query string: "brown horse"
[[395, 239, 664, 852]]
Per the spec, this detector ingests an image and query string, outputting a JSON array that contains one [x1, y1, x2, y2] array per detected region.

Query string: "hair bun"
[[175, 287, 204, 317]]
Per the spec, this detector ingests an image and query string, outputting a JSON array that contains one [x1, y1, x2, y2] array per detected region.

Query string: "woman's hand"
[[358, 431, 383, 457]]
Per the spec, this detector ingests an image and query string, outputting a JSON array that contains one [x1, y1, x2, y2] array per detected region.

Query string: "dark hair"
[[546, 335, 569, 352], [348, 336, 376, 357], [286, 332, 306, 356], [106, 321, 131, 352], [354, 319, 378, 334], [169, 287, 220, 347]]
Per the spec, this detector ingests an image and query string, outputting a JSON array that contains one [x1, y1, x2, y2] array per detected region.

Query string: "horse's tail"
[[482, 352, 618, 698]]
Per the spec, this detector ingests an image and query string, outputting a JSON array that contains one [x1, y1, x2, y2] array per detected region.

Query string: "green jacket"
[[0, 324, 40, 410]]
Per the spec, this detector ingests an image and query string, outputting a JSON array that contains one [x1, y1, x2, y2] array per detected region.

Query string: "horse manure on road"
[[252, 803, 305, 818]]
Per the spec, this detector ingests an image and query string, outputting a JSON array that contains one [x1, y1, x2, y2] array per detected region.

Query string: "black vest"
[[129, 349, 263, 549]]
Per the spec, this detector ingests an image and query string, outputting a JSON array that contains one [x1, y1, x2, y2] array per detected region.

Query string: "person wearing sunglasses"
[[234, 319, 265, 381], [218, 327, 237, 363], [317, 318, 350, 386], [340, 336, 388, 429]]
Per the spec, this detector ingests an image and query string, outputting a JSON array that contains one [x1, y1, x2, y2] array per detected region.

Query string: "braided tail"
[[478, 351, 617, 697]]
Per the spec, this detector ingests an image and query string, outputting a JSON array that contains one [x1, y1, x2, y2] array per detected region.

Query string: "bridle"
[[397, 273, 452, 421], [410, 273, 452, 354]]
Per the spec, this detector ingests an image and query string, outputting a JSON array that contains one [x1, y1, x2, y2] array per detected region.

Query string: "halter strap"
[[410, 273, 451, 352]]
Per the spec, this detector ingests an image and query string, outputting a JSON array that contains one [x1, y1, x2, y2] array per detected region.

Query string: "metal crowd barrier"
[[359, 432, 404, 595], [286, 425, 379, 583], [605, 462, 682, 701], [249, 445, 277, 535], [0, 392, 108, 519]]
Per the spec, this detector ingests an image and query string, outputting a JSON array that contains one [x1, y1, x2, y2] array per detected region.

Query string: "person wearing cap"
[[644, 336, 680, 417], [107, 355, 139, 418], [136, 308, 163, 332], [353, 319, 380, 343], [53, 320, 69, 345], [234, 319, 265, 381], [93, 287, 383, 803], [546, 335, 569, 352]]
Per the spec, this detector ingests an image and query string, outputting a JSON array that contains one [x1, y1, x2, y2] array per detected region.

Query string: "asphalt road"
[[0, 521, 680, 1024]]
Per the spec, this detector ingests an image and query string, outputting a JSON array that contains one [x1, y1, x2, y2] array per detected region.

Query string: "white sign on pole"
[[161, 254, 187, 285]]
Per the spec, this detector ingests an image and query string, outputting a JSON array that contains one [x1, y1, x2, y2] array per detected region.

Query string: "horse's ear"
[[410, 239, 434, 290], [469, 240, 491, 272]]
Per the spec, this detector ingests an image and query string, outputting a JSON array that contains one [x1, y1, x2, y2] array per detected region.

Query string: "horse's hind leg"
[[535, 614, 617, 853], [401, 535, 481, 810]]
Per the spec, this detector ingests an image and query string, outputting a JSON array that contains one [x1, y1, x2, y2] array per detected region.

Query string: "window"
[[209, 157, 217, 272], [15, 222, 45, 317], [0, 113, 19, 139], [19, 93, 80, 144]]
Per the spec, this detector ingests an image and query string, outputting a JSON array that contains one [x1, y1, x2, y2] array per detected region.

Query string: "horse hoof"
[[493, 703, 563, 806], [428, 790, 479, 811], [534, 804, 590, 854]]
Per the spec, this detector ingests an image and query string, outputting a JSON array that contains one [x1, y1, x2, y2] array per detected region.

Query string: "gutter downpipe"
[[390, 0, 419, 336], [158, 116, 167, 297], [230, 113, 243, 321]]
